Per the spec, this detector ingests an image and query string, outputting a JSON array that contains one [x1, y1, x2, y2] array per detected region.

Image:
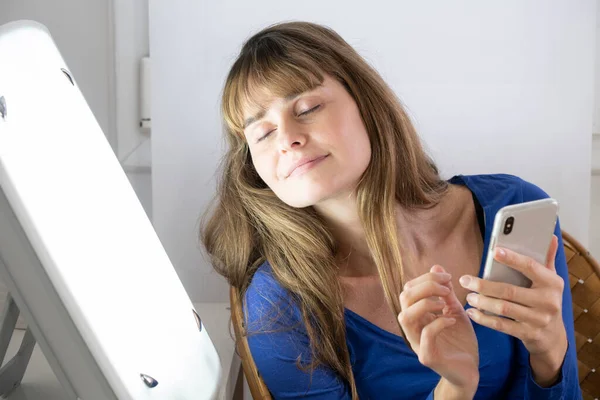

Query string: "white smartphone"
[[482, 198, 559, 289]]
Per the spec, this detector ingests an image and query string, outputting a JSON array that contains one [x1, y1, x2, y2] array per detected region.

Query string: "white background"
[[149, 0, 596, 302]]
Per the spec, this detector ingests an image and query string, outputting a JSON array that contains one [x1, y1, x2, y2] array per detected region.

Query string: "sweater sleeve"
[[244, 266, 352, 399]]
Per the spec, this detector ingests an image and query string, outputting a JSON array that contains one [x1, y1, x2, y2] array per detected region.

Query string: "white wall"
[[113, 0, 153, 220], [590, 2, 600, 260], [595, 1, 600, 136], [591, 176, 600, 257], [149, 0, 596, 303]]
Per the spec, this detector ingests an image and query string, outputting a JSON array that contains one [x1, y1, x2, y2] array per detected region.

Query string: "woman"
[[201, 21, 580, 399]]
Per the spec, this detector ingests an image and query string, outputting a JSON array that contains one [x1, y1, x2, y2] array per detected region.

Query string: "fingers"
[[398, 297, 446, 327], [398, 297, 447, 348], [465, 308, 524, 339], [468, 305, 565, 358], [430, 264, 448, 275], [465, 293, 547, 325], [439, 278, 464, 314], [399, 268, 453, 350], [418, 317, 457, 366], [493, 246, 555, 285], [545, 235, 558, 272], [400, 280, 451, 310], [459, 276, 542, 308], [403, 268, 452, 291]]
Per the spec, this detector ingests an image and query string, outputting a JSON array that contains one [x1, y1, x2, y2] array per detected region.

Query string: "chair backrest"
[[562, 230, 600, 399], [230, 230, 600, 399], [230, 286, 272, 400]]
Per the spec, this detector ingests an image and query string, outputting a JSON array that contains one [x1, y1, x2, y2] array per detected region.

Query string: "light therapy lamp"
[[0, 20, 222, 400]]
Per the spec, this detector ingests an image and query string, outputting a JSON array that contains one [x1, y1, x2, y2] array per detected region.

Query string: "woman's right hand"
[[398, 265, 479, 398]]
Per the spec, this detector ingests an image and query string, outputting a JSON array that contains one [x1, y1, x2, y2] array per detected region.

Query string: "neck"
[[313, 185, 466, 278], [313, 191, 372, 274], [395, 185, 468, 254]]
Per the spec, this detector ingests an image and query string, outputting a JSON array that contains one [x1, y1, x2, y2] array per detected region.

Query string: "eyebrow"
[[242, 92, 306, 129]]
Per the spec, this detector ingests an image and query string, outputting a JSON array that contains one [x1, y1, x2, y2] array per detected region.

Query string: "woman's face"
[[242, 75, 372, 208]]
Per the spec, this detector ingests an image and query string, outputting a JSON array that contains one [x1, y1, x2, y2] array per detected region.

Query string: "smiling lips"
[[286, 154, 329, 178]]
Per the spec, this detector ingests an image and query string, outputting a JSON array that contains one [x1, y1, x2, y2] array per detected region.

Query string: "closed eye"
[[298, 104, 321, 117], [257, 128, 276, 143], [256, 105, 321, 143]]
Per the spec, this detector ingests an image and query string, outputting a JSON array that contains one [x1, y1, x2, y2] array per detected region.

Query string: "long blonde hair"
[[201, 21, 448, 398]]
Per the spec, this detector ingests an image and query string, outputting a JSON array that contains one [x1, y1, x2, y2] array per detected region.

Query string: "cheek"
[[330, 100, 368, 139], [250, 150, 279, 187], [333, 111, 371, 160]]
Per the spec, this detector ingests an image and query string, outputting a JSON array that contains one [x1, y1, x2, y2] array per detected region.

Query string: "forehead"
[[238, 72, 324, 121], [241, 92, 306, 127], [240, 76, 337, 124]]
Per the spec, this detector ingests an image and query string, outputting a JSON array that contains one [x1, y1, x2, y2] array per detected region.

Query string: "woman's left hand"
[[458, 235, 568, 385]]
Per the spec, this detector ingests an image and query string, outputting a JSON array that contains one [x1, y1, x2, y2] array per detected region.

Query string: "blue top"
[[244, 174, 581, 399]]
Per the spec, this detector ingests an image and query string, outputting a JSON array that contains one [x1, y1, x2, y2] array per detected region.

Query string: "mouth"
[[287, 154, 329, 178]]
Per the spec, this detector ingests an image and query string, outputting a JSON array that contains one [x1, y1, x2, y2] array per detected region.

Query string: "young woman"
[[201, 21, 580, 399]]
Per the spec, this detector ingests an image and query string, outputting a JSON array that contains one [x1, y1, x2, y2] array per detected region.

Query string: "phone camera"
[[504, 216, 514, 235]]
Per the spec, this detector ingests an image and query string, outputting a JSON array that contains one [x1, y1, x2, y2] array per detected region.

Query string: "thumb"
[[430, 264, 447, 274], [430, 265, 462, 311]]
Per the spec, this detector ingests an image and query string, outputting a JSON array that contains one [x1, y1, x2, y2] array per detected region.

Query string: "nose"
[[277, 118, 306, 153]]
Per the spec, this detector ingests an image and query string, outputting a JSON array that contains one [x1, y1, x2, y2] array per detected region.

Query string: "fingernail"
[[459, 275, 471, 287], [431, 265, 445, 273], [496, 248, 506, 258], [466, 293, 478, 305], [466, 308, 476, 318]]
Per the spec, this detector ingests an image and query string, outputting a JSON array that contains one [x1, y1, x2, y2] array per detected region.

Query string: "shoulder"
[[244, 261, 303, 332], [451, 173, 551, 206], [245, 261, 285, 304]]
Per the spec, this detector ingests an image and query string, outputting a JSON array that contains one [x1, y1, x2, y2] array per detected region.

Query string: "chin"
[[277, 183, 336, 209], [281, 194, 325, 209]]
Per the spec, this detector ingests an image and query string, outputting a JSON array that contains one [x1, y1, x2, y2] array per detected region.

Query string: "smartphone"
[[482, 198, 559, 289]]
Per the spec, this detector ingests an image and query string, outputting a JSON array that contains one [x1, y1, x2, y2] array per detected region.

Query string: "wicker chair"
[[562, 230, 600, 400], [230, 230, 600, 399], [230, 286, 273, 399]]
